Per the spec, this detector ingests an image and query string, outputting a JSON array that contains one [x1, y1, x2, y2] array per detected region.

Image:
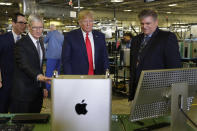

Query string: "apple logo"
[[75, 99, 88, 115]]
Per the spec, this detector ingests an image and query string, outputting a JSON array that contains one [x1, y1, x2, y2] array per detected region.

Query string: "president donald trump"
[[62, 10, 109, 75]]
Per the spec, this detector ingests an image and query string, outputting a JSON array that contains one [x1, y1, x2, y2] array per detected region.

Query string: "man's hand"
[[37, 74, 52, 84], [43, 89, 48, 98]]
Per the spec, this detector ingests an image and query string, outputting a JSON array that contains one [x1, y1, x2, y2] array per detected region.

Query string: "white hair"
[[28, 14, 43, 26]]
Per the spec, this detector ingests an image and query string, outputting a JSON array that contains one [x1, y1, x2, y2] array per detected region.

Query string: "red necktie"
[[85, 33, 94, 75]]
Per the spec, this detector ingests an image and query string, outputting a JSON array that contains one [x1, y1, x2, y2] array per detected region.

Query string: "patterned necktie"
[[36, 40, 42, 66], [16, 35, 20, 42], [136, 35, 151, 67], [85, 33, 94, 75], [141, 35, 150, 48]]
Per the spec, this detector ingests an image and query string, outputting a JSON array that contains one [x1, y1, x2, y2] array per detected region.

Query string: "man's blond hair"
[[78, 10, 94, 21]]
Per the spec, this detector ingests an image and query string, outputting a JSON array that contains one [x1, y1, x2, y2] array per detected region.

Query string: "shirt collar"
[[12, 30, 21, 39], [28, 32, 39, 44], [81, 28, 93, 37], [145, 33, 152, 38], [145, 27, 159, 38]]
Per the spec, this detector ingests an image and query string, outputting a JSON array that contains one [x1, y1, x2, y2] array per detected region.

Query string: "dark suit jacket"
[[129, 28, 182, 100], [11, 34, 45, 102], [62, 28, 109, 75], [0, 32, 15, 112]]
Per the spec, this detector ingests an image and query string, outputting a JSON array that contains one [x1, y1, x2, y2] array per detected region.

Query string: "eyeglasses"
[[16, 21, 28, 25], [31, 27, 44, 31]]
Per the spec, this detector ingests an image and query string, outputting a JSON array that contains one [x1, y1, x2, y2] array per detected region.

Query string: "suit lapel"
[[8, 32, 15, 45], [26, 35, 41, 64], [92, 30, 98, 69], [77, 29, 89, 63], [134, 34, 143, 66]]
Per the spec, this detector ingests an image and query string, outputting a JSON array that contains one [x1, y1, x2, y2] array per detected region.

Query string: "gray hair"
[[138, 9, 158, 21], [28, 14, 43, 26], [50, 24, 56, 30]]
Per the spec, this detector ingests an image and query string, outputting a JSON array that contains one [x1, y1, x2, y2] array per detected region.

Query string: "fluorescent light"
[[166, 12, 171, 14], [124, 10, 132, 12], [65, 25, 77, 28], [117, 26, 123, 29], [0, 2, 13, 5], [144, 0, 155, 2], [168, 4, 177, 7], [74, 6, 84, 9], [111, 0, 124, 2]]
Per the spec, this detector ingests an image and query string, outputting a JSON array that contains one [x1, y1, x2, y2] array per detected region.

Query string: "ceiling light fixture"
[[0, 2, 12, 6], [144, 0, 155, 2], [168, 3, 177, 7], [124, 10, 132, 12], [74, 6, 84, 9], [65, 25, 77, 28], [166, 12, 171, 14], [111, 0, 124, 2]]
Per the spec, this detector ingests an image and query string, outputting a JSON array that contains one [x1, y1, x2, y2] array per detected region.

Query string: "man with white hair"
[[10, 14, 51, 113], [44, 24, 64, 92]]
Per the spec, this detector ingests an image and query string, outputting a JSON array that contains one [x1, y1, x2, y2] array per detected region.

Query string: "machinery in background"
[[107, 40, 130, 97], [179, 39, 197, 67]]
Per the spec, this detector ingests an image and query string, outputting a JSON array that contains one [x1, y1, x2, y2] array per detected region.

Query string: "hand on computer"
[[37, 74, 52, 84]]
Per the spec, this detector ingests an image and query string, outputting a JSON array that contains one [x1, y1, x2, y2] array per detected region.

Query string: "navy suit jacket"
[[129, 28, 182, 100], [62, 28, 109, 75], [0, 32, 15, 112]]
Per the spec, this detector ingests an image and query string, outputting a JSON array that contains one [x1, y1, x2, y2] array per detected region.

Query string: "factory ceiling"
[[1, 0, 197, 28], [36, 0, 197, 15]]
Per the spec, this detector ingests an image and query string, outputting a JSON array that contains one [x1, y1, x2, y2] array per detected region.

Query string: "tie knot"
[[144, 35, 149, 39], [16, 35, 20, 41], [86, 32, 89, 37], [144, 35, 151, 42]]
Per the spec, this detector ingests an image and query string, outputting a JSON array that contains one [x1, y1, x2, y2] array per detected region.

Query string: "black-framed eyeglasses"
[[16, 21, 28, 25]]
